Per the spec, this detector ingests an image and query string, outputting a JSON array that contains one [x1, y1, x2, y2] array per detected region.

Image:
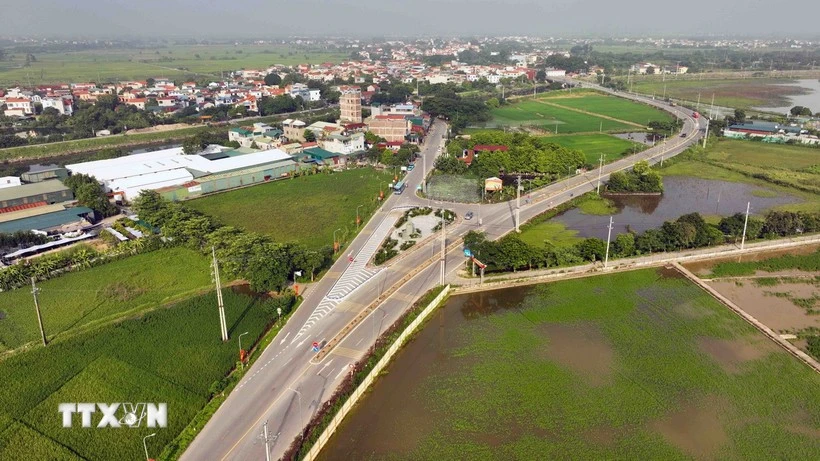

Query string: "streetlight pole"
[[333, 228, 342, 253], [356, 204, 364, 229], [238, 331, 249, 367], [596, 153, 604, 194], [143, 433, 156, 461]]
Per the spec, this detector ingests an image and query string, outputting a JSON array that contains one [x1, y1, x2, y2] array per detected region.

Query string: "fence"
[[301, 285, 451, 461]]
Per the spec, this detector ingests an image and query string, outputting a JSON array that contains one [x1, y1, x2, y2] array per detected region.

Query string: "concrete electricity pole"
[[604, 216, 614, 268], [439, 210, 446, 285], [30, 277, 47, 346], [212, 246, 228, 342], [703, 118, 710, 149], [515, 175, 521, 233], [596, 153, 604, 194], [741, 202, 751, 250]]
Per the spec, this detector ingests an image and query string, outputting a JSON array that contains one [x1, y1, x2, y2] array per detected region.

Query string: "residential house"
[[282, 119, 307, 142], [321, 132, 365, 156], [40, 97, 74, 115], [368, 115, 410, 142], [3, 98, 33, 117]]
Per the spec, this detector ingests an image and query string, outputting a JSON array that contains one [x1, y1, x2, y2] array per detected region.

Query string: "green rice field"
[[542, 133, 646, 165], [187, 168, 395, 249], [0, 44, 348, 86], [319, 268, 820, 460], [540, 91, 674, 126], [490, 100, 634, 133], [0, 290, 277, 461], [0, 247, 211, 352]]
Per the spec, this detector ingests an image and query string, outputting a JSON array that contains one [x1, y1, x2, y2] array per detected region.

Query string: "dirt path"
[[532, 99, 646, 128]]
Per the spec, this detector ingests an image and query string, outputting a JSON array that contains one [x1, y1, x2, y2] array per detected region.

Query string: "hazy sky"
[[3, 0, 819, 38]]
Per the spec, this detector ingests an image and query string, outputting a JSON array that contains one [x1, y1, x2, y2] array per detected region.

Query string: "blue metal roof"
[[0, 207, 94, 233]]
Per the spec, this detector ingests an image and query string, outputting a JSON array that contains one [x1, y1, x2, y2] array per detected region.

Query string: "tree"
[[63, 174, 117, 217], [434, 155, 468, 174], [790, 106, 813, 117], [645, 66, 656, 75], [264, 73, 282, 86], [575, 238, 606, 262], [733, 109, 746, 124], [613, 233, 635, 257], [303, 129, 316, 143]]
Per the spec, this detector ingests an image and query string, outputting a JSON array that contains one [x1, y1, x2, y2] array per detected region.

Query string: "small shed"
[[485, 177, 503, 192]]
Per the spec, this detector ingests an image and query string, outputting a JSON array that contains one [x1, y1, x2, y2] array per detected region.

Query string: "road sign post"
[[312, 342, 320, 352]]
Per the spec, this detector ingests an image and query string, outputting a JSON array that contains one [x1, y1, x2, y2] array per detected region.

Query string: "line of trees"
[[463, 209, 819, 274], [133, 191, 334, 292]]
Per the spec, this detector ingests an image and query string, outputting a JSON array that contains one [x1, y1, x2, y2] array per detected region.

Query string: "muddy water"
[[755, 79, 820, 114], [555, 176, 801, 240]]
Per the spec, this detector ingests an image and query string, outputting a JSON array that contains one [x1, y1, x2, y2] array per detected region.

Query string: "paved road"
[[182, 83, 704, 461]]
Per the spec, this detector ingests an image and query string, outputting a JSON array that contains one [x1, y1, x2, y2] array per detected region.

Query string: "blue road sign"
[[312, 341, 320, 352], [463, 248, 472, 257]]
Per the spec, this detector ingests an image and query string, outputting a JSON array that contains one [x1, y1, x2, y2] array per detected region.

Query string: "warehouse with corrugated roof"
[[65, 145, 300, 201]]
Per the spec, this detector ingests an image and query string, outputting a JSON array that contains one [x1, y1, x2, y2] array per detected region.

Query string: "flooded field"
[[555, 176, 801, 240], [685, 245, 820, 357], [319, 268, 820, 460]]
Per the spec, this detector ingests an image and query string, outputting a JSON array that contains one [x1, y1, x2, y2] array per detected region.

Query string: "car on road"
[[407, 164, 415, 170], [680, 132, 687, 137], [465, 212, 474, 220]]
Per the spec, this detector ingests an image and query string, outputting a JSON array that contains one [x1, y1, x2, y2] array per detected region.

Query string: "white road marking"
[[334, 368, 347, 381], [354, 337, 364, 347], [279, 332, 291, 344], [295, 339, 306, 349], [317, 360, 333, 375]]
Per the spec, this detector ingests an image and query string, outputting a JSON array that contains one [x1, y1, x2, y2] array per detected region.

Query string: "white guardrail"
[[302, 285, 451, 461]]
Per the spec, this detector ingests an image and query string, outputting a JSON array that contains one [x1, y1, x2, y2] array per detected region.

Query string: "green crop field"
[[705, 248, 820, 278], [0, 44, 348, 86], [626, 78, 806, 109], [661, 138, 820, 212], [187, 168, 395, 249], [489, 100, 634, 133], [540, 92, 674, 126], [0, 290, 277, 460], [321, 268, 820, 460], [0, 247, 211, 352], [541, 133, 646, 165]]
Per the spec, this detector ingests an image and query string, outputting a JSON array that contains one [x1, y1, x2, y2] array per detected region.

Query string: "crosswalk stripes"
[[294, 210, 402, 341]]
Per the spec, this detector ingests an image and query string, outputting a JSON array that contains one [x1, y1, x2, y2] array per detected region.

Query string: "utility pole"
[[212, 247, 228, 342], [422, 148, 427, 194], [515, 175, 521, 233], [703, 118, 710, 149], [604, 216, 614, 268], [30, 278, 47, 346], [439, 210, 446, 285], [596, 153, 604, 194], [741, 202, 751, 250]]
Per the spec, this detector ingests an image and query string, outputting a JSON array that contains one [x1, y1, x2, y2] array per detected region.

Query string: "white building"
[[0, 176, 22, 189], [321, 132, 365, 155], [41, 97, 74, 116], [65, 145, 293, 201], [545, 68, 567, 78], [3, 98, 33, 117]]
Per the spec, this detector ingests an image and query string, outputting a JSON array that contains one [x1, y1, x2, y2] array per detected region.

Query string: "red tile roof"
[[0, 201, 48, 214]]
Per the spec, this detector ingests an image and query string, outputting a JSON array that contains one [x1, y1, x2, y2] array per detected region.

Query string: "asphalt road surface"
[[182, 83, 704, 461]]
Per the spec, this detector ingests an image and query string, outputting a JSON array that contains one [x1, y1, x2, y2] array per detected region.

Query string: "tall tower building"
[[339, 87, 362, 123]]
